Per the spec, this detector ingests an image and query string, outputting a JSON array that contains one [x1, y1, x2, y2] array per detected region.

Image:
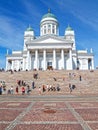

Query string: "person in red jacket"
[[22, 86, 25, 95], [16, 86, 19, 94]]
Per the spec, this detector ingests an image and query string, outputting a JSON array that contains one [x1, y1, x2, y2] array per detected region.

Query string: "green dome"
[[26, 26, 33, 31], [66, 25, 73, 31], [42, 13, 57, 19], [41, 9, 57, 20]]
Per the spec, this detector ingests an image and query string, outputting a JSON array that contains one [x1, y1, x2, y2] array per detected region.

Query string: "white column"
[[27, 51, 30, 70], [23, 57, 26, 70], [29, 52, 32, 70], [51, 24, 52, 34], [61, 49, 64, 69], [43, 26, 44, 35], [91, 57, 94, 70], [6, 59, 11, 71], [29, 53, 32, 70], [34, 50, 38, 70], [43, 49, 46, 70], [11, 60, 14, 70], [55, 25, 56, 35], [53, 49, 56, 69], [69, 49, 73, 70], [17, 60, 20, 70]]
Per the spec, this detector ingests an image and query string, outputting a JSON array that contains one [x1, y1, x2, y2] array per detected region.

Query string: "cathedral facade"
[[6, 10, 94, 71]]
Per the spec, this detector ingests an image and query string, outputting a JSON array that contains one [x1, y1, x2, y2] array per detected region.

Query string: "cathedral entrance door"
[[47, 61, 53, 70]]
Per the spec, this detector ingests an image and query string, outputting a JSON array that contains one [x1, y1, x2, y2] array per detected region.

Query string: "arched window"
[[48, 24, 51, 34], [44, 26, 46, 34], [52, 25, 55, 34]]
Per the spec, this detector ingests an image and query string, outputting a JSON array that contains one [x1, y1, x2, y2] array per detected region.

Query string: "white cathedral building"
[[6, 10, 94, 71]]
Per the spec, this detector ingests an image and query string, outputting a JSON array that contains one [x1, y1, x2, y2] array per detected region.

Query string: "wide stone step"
[[0, 70, 98, 95]]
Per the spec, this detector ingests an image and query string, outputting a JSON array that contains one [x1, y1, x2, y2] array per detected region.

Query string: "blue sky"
[[0, 0, 98, 69]]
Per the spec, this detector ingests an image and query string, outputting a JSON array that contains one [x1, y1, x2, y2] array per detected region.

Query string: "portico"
[[27, 48, 72, 70]]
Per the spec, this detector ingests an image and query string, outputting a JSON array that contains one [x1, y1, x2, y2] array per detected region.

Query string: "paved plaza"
[[0, 95, 98, 130]]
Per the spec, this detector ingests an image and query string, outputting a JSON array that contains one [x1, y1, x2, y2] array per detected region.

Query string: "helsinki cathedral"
[[6, 10, 94, 71]]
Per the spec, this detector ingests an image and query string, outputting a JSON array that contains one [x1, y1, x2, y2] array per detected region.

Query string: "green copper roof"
[[42, 13, 57, 19], [26, 25, 33, 31], [66, 25, 73, 31], [42, 9, 57, 20]]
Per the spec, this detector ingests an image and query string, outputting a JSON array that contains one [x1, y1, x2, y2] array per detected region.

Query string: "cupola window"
[[48, 24, 51, 34], [44, 26, 46, 34], [52, 25, 55, 34]]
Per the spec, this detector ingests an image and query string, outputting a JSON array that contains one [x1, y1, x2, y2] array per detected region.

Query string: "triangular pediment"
[[40, 38, 62, 43], [33, 35, 66, 43]]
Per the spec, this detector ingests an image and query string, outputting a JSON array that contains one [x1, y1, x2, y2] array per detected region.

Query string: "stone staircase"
[[0, 70, 98, 96]]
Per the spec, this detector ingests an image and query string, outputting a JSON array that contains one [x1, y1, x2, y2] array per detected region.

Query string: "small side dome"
[[24, 25, 35, 37], [26, 25, 33, 31], [66, 25, 73, 31], [65, 24, 74, 38]]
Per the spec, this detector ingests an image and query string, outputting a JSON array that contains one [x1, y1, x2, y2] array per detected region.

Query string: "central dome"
[[42, 13, 56, 20], [40, 9, 59, 36], [41, 9, 57, 21]]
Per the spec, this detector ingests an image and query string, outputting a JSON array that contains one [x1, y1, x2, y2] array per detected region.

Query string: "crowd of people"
[[0, 71, 85, 95], [6, 84, 32, 95], [0, 79, 61, 95], [38, 84, 60, 94]]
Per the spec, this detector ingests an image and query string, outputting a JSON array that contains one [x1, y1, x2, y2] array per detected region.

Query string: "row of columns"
[[26, 49, 73, 70], [6, 50, 94, 71]]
